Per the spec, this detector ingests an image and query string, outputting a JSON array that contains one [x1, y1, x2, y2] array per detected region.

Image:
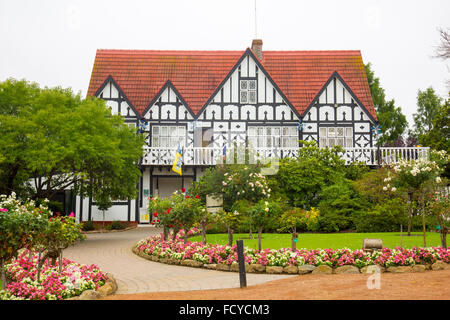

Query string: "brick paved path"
[[64, 225, 293, 294]]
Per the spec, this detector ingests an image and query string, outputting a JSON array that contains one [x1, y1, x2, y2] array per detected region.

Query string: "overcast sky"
[[1, 0, 449, 127]]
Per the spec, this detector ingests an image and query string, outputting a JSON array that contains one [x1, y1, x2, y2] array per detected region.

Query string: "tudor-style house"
[[76, 39, 427, 224]]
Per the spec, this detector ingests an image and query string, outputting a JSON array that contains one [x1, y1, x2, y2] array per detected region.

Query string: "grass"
[[190, 232, 444, 250]]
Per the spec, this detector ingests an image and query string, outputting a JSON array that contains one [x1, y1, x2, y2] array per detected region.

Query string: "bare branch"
[[434, 27, 450, 60]]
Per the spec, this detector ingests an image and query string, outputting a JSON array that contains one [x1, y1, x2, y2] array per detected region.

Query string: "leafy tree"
[[95, 192, 113, 232], [413, 87, 442, 144], [0, 78, 145, 202], [419, 98, 449, 155], [365, 63, 407, 146], [248, 199, 282, 251], [278, 207, 319, 251], [317, 179, 364, 232], [216, 209, 242, 247], [170, 192, 203, 243], [275, 141, 345, 209], [0, 194, 49, 290], [149, 196, 174, 240]]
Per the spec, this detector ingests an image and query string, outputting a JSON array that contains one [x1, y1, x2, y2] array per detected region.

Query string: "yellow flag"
[[172, 145, 183, 175]]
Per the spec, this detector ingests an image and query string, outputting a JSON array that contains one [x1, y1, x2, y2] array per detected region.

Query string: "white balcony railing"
[[142, 146, 430, 166]]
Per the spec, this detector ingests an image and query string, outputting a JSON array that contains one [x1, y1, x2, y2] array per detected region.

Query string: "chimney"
[[251, 39, 263, 60]]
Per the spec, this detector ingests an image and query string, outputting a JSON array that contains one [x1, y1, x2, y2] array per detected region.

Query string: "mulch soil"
[[102, 269, 450, 300]]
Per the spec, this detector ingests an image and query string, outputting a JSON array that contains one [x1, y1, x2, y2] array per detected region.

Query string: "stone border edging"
[[66, 273, 118, 300], [132, 245, 450, 276]]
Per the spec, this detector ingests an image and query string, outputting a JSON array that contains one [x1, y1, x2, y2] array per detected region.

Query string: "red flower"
[[181, 188, 186, 193], [185, 196, 190, 199], [154, 212, 158, 217], [157, 220, 159, 222], [167, 208, 172, 213], [195, 195, 200, 199], [169, 224, 173, 227]]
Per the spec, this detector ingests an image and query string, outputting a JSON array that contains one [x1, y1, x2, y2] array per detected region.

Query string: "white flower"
[[222, 181, 227, 186], [265, 207, 269, 212], [384, 177, 391, 182], [383, 186, 388, 191], [265, 201, 269, 206], [436, 177, 442, 183], [391, 187, 397, 192]]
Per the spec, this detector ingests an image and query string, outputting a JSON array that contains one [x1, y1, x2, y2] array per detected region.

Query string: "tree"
[[0, 194, 48, 290], [420, 98, 449, 152], [276, 141, 346, 209], [413, 87, 442, 144], [434, 27, 450, 60], [0, 78, 145, 202], [248, 200, 282, 251], [365, 63, 408, 146], [278, 208, 319, 251], [170, 192, 203, 244], [95, 192, 113, 232], [433, 27, 450, 86]]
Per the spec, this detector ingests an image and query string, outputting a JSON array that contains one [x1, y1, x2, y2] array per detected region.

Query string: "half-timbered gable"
[[197, 49, 301, 151], [301, 71, 377, 150], [94, 76, 139, 124]]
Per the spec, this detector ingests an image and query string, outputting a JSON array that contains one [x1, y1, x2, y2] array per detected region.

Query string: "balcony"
[[141, 146, 430, 167]]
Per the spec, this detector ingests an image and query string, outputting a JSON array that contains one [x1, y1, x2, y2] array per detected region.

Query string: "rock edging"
[[66, 273, 118, 300], [132, 245, 450, 276]]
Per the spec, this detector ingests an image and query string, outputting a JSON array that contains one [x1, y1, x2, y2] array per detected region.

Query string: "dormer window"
[[240, 79, 257, 104]]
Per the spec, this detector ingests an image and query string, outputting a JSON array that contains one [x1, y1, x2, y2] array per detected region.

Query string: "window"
[[240, 80, 257, 104], [151, 125, 186, 148], [248, 126, 298, 148], [319, 127, 353, 148]]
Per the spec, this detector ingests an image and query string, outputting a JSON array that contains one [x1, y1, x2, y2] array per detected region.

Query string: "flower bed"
[[135, 234, 450, 271], [0, 249, 108, 300]]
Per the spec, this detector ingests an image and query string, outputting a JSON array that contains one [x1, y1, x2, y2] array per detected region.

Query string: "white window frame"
[[240, 79, 257, 104], [151, 125, 186, 148], [247, 126, 298, 148], [319, 126, 353, 148]]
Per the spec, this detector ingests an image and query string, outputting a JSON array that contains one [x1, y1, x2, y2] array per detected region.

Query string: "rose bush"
[[0, 249, 107, 300]]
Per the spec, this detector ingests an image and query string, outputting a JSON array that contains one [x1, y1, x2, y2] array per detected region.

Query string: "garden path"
[[64, 225, 293, 294]]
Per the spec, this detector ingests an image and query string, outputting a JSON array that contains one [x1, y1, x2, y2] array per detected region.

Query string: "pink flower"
[[69, 212, 75, 217], [0, 208, 8, 212]]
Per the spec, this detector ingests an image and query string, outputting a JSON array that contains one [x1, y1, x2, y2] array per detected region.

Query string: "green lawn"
[[190, 232, 443, 250]]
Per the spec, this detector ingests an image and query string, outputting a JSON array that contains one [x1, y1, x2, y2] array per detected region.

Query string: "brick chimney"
[[251, 39, 263, 60]]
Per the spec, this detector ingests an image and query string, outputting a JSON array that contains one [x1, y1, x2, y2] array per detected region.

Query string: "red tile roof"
[[87, 48, 375, 120]]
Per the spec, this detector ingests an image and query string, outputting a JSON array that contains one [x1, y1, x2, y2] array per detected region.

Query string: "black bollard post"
[[236, 240, 247, 288]]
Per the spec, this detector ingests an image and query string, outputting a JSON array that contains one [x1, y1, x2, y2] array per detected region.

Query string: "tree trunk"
[[1, 259, 6, 291], [441, 228, 447, 249], [227, 226, 233, 247], [258, 226, 263, 252], [421, 194, 426, 247], [163, 227, 168, 241], [102, 211, 105, 232], [184, 231, 188, 244], [201, 222, 207, 244], [407, 192, 413, 236], [292, 227, 297, 252], [58, 250, 63, 274], [173, 227, 180, 240], [249, 224, 253, 239]]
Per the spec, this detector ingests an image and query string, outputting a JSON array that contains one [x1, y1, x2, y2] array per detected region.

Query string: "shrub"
[[81, 220, 95, 231], [109, 220, 126, 230], [317, 179, 364, 232], [352, 198, 408, 232]]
